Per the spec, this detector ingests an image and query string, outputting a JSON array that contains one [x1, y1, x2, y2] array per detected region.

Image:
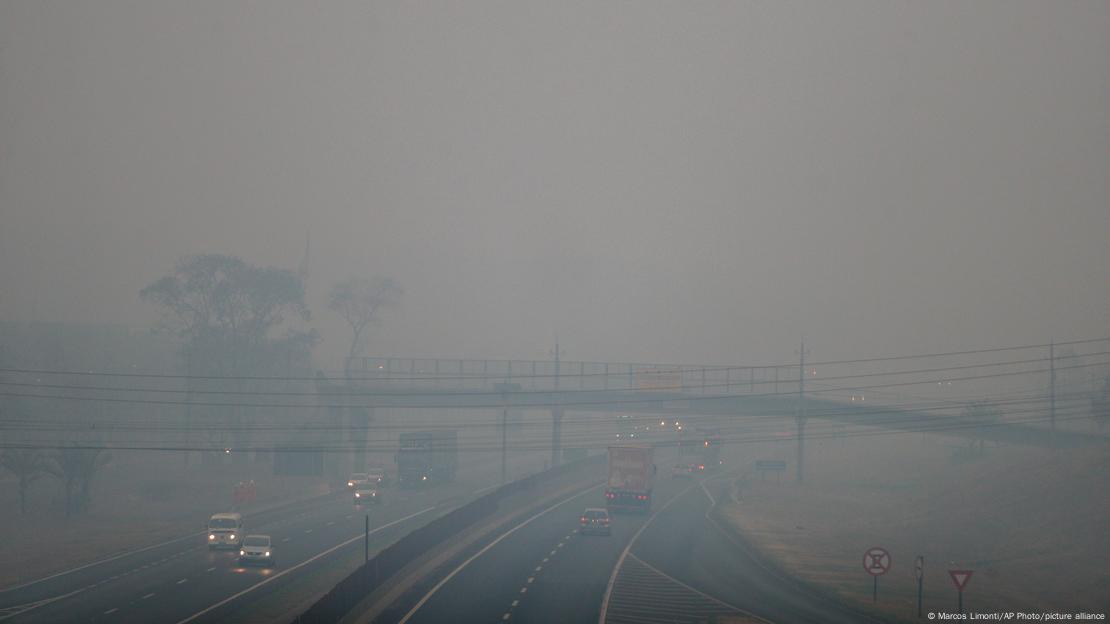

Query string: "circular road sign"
[[863, 547, 891, 576]]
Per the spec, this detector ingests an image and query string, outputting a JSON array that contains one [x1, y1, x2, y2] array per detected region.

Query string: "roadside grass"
[[719, 429, 1110, 619]]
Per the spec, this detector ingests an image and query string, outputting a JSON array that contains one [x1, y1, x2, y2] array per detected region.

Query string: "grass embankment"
[[718, 431, 1109, 619]]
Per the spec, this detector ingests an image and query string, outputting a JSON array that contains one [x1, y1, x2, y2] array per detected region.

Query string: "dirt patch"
[[0, 450, 330, 589], [719, 429, 1110, 619]]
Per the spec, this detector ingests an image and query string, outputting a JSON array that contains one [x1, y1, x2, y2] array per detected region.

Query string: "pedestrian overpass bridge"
[[310, 355, 1077, 479]]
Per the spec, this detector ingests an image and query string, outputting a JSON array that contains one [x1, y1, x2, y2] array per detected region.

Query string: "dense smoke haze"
[[2, 1, 1107, 367]]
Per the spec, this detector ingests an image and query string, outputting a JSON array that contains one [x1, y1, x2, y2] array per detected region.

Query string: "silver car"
[[238, 534, 275, 567]]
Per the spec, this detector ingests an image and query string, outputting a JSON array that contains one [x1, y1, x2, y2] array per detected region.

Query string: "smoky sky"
[[1, 1, 1108, 368]]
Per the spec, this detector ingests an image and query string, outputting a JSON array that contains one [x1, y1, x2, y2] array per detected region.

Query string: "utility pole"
[[796, 340, 809, 484], [1049, 341, 1056, 450], [551, 337, 565, 469]]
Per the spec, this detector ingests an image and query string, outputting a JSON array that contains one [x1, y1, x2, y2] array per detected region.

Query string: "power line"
[[3, 336, 1108, 383], [2, 357, 1108, 411]]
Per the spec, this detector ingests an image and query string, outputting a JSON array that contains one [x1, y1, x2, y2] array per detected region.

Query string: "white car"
[[207, 512, 243, 550], [238, 535, 275, 567], [354, 485, 380, 505]]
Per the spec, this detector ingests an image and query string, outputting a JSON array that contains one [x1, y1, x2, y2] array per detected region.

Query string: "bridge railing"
[[340, 356, 801, 397]]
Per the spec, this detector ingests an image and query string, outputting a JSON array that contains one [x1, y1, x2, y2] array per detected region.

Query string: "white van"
[[207, 512, 244, 550]]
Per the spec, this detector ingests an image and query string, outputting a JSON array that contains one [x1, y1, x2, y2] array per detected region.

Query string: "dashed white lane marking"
[[527, 577, 534, 584], [281, 538, 290, 542], [103, 608, 118, 615], [556, 542, 564, 548], [534, 566, 542, 572], [205, 567, 216, 572], [175, 506, 437, 624], [474, 483, 501, 495], [502, 614, 511, 621], [141, 593, 155, 600], [176, 579, 188, 585], [542, 557, 548, 563], [519, 587, 527, 594], [304, 529, 312, 534], [395, 481, 604, 624], [549, 550, 556, 556], [326, 521, 334, 526], [345, 515, 353, 519], [511, 600, 519, 607]]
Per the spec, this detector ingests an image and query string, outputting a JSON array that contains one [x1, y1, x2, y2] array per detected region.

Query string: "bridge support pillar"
[[551, 407, 564, 468]]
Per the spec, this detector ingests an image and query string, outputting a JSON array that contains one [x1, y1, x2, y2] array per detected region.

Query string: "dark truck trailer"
[[605, 445, 655, 513], [395, 430, 458, 486]]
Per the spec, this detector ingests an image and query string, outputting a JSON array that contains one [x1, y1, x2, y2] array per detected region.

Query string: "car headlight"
[[209, 534, 215, 540], [264, 551, 270, 557], [355, 493, 361, 497], [229, 534, 236, 540], [347, 481, 354, 487], [240, 550, 245, 556]]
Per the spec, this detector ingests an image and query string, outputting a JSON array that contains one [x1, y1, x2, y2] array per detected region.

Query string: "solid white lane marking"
[[474, 483, 500, 495], [176, 579, 188, 585], [103, 608, 118, 615], [141, 593, 155, 600], [396, 482, 603, 624], [597, 480, 701, 624], [174, 506, 436, 624]]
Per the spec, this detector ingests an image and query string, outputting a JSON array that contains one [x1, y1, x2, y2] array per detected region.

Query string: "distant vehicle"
[[366, 467, 389, 486], [347, 472, 369, 489], [238, 534, 275, 567], [671, 463, 696, 478], [605, 446, 655, 513], [207, 512, 243, 550], [579, 508, 611, 535], [353, 484, 380, 505], [396, 430, 458, 486], [615, 414, 637, 440]]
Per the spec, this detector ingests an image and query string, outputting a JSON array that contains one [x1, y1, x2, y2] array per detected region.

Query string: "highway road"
[[0, 448, 546, 624], [391, 444, 888, 624]]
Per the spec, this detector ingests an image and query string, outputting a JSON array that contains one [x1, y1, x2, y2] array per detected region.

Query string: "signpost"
[[755, 459, 787, 481], [863, 547, 891, 602], [915, 556, 924, 618], [948, 569, 973, 614]]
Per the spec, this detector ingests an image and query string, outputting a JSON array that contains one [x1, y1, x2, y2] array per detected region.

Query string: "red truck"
[[605, 445, 656, 513]]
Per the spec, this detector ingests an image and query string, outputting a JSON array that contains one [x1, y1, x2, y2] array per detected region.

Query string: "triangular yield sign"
[[948, 569, 973, 591]]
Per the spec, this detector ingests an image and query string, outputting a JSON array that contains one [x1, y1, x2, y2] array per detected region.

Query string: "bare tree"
[[48, 445, 112, 518], [328, 277, 403, 362], [0, 449, 51, 515]]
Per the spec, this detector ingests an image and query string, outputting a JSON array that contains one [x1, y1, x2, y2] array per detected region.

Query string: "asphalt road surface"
[[0, 449, 543, 624], [394, 445, 887, 624]]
